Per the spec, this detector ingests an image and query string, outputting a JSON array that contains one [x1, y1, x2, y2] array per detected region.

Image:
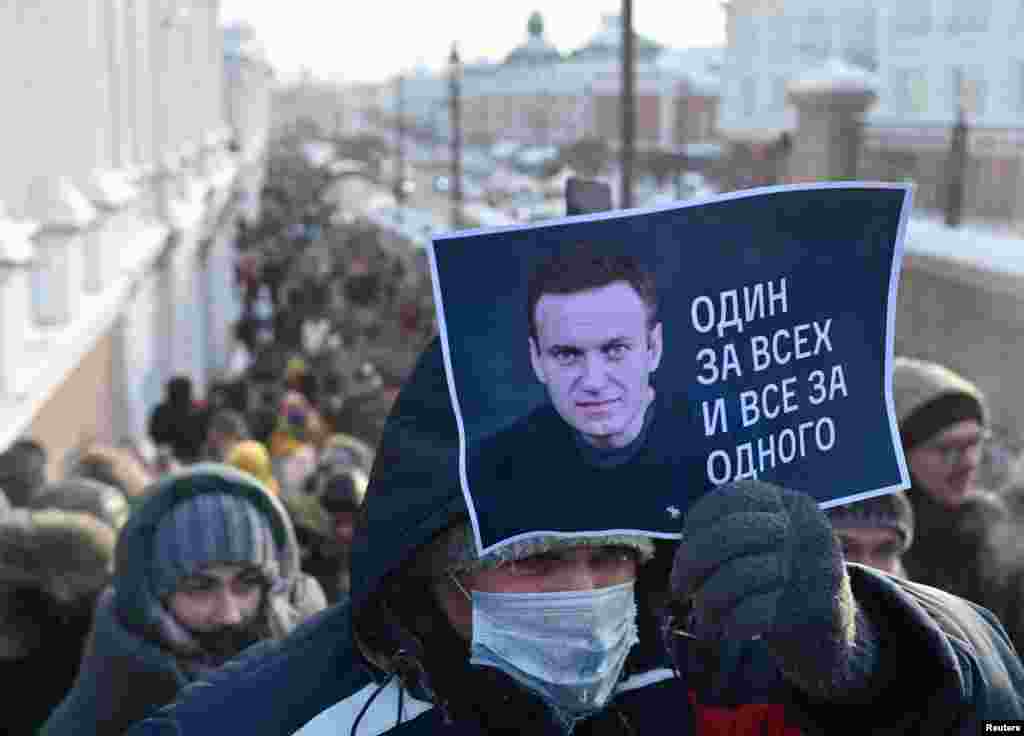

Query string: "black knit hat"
[[826, 492, 915, 550]]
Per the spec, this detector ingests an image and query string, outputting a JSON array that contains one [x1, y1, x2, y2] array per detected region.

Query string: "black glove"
[[670, 480, 879, 700]]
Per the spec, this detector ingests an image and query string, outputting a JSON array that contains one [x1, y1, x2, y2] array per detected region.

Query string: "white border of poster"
[[428, 181, 913, 558]]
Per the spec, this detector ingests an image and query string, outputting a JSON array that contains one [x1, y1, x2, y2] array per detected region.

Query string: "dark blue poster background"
[[429, 184, 913, 556]]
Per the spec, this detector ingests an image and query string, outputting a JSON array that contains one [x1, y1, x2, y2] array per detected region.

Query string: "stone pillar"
[[0, 3, 29, 211], [659, 84, 678, 148], [26, 177, 97, 327], [0, 206, 37, 396], [785, 58, 878, 183], [103, 0, 135, 172], [188, 3, 207, 163], [200, 129, 230, 180], [201, 1, 225, 150], [154, 151, 183, 222], [0, 1, 107, 215], [154, 239, 177, 395], [130, 0, 155, 171], [150, 0, 174, 164], [81, 170, 138, 292], [84, 0, 114, 179], [198, 134, 217, 179]]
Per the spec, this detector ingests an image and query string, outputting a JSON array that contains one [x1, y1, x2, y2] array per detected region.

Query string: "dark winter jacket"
[[902, 486, 1008, 617], [126, 340, 1024, 736], [0, 508, 115, 736], [40, 466, 326, 736], [889, 356, 1023, 647], [147, 401, 205, 464], [470, 392, 703, 545], [0, 587, 100, 736], [983, 484, 1024, 653]]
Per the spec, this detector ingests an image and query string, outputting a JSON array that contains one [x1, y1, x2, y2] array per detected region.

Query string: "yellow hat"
[[226, 441, 280, 496]]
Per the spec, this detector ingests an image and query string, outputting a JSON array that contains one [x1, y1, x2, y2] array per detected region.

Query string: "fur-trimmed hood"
[[113, 463, 321, 639], [0, 508, 115, 662], [40, 464, 327, 736], [0, 508, 115, 604]]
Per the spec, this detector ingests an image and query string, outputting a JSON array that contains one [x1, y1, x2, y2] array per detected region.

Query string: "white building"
[[719, 0, 879, 142], [717, 0, 1024, 220], [873, 2, 1024, 128], [721, 0, 1024, 136], [0, 1, 272, 476], [382, 13, 722, 149]]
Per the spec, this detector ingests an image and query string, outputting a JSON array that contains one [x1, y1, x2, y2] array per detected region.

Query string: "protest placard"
[[428, 183, 913, 557]]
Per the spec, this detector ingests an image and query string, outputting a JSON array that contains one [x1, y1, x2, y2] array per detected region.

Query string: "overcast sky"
[[219, 1, 727, 84]]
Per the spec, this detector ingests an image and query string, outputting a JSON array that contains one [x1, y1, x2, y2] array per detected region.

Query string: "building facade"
[[0, 1, 273, 476], [718, 0, 1024, 222], [383, 13, 722, 151], [865, 1, 1024, 219], [719, 0, 879, 142]]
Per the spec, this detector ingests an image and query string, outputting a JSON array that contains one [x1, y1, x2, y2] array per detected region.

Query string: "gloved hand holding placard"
[[427, 183, 913, 558]]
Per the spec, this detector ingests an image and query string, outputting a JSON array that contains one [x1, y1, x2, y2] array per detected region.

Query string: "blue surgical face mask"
[[453, 577, 639, 730]]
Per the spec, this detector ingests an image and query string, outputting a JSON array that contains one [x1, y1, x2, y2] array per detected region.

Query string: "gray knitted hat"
[[826, 492, 915, 550], [151, 492, 280, 597], [892, 357, 987, 449], [415, 519, 656, 578]]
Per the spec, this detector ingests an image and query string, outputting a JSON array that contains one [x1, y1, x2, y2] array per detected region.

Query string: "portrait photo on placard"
[[428, 183, 913, 556]]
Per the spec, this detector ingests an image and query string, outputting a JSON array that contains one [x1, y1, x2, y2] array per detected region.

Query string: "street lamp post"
[[620, 0, 635, 209], [449, 42, 463, 229], [394, 73, 406, 208], [945, 79, 969, 228]]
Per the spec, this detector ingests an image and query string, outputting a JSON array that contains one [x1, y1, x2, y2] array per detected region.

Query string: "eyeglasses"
[[923, 430, 993, 467]]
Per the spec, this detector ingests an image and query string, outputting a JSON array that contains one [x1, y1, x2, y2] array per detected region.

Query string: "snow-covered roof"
[[384, 14, 718, 104], [25, 177, 97, 229], [571, 13, 662, 60], [787, 57, 879, 97], [505, 11, 562, 65], [505, 36, 562, 65], [223, 21, 268, 63]]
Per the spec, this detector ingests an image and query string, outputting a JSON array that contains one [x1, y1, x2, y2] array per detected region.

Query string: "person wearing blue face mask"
[[125, 339, 1024, 736], [420, 527, 655, 732]]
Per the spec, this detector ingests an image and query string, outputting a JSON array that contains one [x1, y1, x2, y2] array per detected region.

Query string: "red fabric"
[[690, 691, 803, 736]]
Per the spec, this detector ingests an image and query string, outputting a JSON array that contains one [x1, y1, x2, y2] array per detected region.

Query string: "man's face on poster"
[[530, 281, 662, 449]]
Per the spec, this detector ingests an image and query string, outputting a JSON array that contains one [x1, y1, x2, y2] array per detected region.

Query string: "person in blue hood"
[[40, 464, 326, 736], [125, 340, 1023, 736]]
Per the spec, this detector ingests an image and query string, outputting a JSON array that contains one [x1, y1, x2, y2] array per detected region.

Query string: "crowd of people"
[[1, 137, 1022, 736], [0, 137, 436, 736]]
